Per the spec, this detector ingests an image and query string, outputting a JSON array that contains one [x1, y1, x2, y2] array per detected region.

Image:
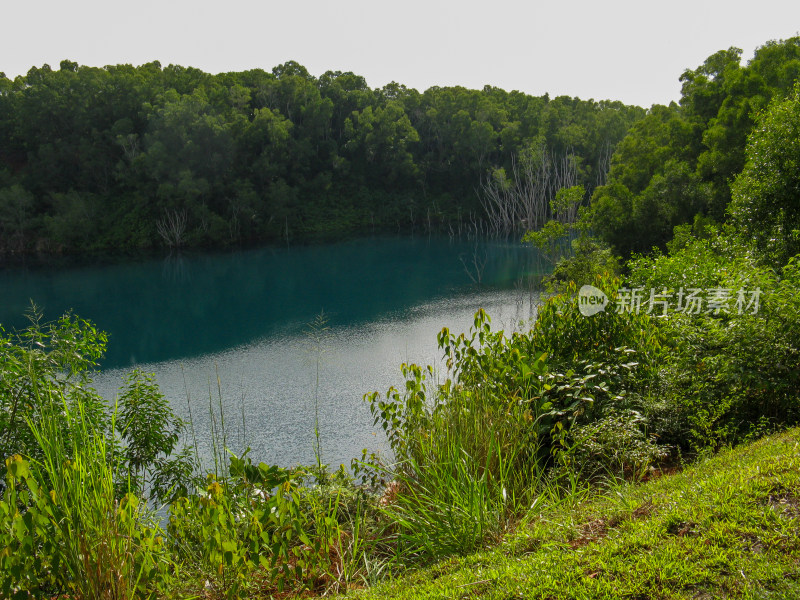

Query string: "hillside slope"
[[347, 429, 800, 599]]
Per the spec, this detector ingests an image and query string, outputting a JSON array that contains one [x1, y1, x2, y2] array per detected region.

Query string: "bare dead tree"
[[553, 152, 579, 196], [228, 198, 242, 242], [517, 144, 553, 231], [480, 142, 580, 235], [156, 208, 188, 248], [479, 167, 515, 233], [595, 140, 614, 189]]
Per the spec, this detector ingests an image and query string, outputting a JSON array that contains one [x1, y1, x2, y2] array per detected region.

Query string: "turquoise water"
[[0, 236, 544, 469]]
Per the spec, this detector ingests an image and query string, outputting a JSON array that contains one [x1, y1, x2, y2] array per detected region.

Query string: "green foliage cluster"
[[0, 310, 108, 481], [168, 457, 368, 597], [364, 310, 547, 561], [0, 312, 197, 598], [730, 82, 800, 266], [0, 313, 394, 598], [1, 411, 172, 600], [554, 410, 669, 481], [524, 226, 800, 458], [588, 37, 800, 256], [364, 300, 673, 562], [0, 61, 643, 256], [546, 235, 621, 288], [0, 310, 196, 503], [522, 279, 672, 479], [627, 231, 800, 450]]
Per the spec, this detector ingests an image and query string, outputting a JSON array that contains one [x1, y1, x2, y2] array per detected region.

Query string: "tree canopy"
[[589, 37, 800, 257], [730, 82, 800, 265], [0, 61, 643, 255]]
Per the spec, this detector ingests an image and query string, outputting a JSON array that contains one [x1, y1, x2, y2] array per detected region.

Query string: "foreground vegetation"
[[2, 218, 798, 597], [350, 428, 800, 599]]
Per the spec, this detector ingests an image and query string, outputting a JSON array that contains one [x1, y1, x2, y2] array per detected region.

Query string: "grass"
[[1, 386, 170, 599], [381, 388, 544, 564], [337, 427, 800, 599]]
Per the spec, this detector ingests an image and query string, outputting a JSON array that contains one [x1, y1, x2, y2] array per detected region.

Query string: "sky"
[[1, 0, 799, 108]]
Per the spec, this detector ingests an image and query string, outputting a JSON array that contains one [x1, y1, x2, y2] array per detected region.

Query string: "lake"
[[0, 235, 545, 471]]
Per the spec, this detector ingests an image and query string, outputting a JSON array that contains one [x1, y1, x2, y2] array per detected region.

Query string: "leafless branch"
[[156, 208, 188, 248], [480, 142, 580, 235]]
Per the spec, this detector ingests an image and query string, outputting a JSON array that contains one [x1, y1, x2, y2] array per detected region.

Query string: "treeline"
[[0, 60, 642, 255], [590, 37, 800, 257]]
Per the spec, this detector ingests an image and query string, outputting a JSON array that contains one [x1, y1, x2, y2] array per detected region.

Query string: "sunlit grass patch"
[[345, 428, 800, 599]]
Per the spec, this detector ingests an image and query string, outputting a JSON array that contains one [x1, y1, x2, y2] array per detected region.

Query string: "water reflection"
[[92, 287, 542, 471], [0, 236, 547, 369], [161, 251, 190, 284]]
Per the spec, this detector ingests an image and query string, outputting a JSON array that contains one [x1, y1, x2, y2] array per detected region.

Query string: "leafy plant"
[[304, 310, 330, 483], [115, 369, 197, 504], [0, 394, 172, 599], [627, 233, 800, 450], [168, 450, 382, 598], [0, 307, 108, 486], [532, 350, 646, 461], [527, 276, 664, 371], [548, 235, 621, 289], [366, 310, 548, 562], [553, 410, 670, 482]]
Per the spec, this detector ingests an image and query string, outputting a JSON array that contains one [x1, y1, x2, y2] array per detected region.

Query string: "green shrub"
[[729, 82, 800, 266], [115, 370, 197, 504], [553, 410, 669, 482], [533, 350, 649, 461], [365, 310, 548, 562], [548, 235, 621, 289], [527, 276, 664, 370], [628, 235, 800, 450], [0, 309, 108, 487], [0, 310, 197, 597], [0, 396, 172, 599], [168, 451, 383, 598], [0, 309, 195, 502]]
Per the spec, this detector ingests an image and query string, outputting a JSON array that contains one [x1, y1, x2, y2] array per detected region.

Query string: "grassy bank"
[[346, 428, 800, 599]]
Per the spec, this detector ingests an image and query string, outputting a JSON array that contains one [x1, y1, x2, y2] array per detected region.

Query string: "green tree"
[[115, 370, 196, 503], [590, 38, 800, 256], [0, 184, 35, 251], [344, 101, 420, 185], [729, 83, 800, 265]]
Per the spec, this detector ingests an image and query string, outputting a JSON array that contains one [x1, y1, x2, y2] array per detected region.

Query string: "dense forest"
[[0, 60, 642, 256], [3, 39, 800, 259]]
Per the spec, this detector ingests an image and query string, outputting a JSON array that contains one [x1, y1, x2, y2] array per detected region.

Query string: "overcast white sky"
[[1, 0, 799, 107]]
